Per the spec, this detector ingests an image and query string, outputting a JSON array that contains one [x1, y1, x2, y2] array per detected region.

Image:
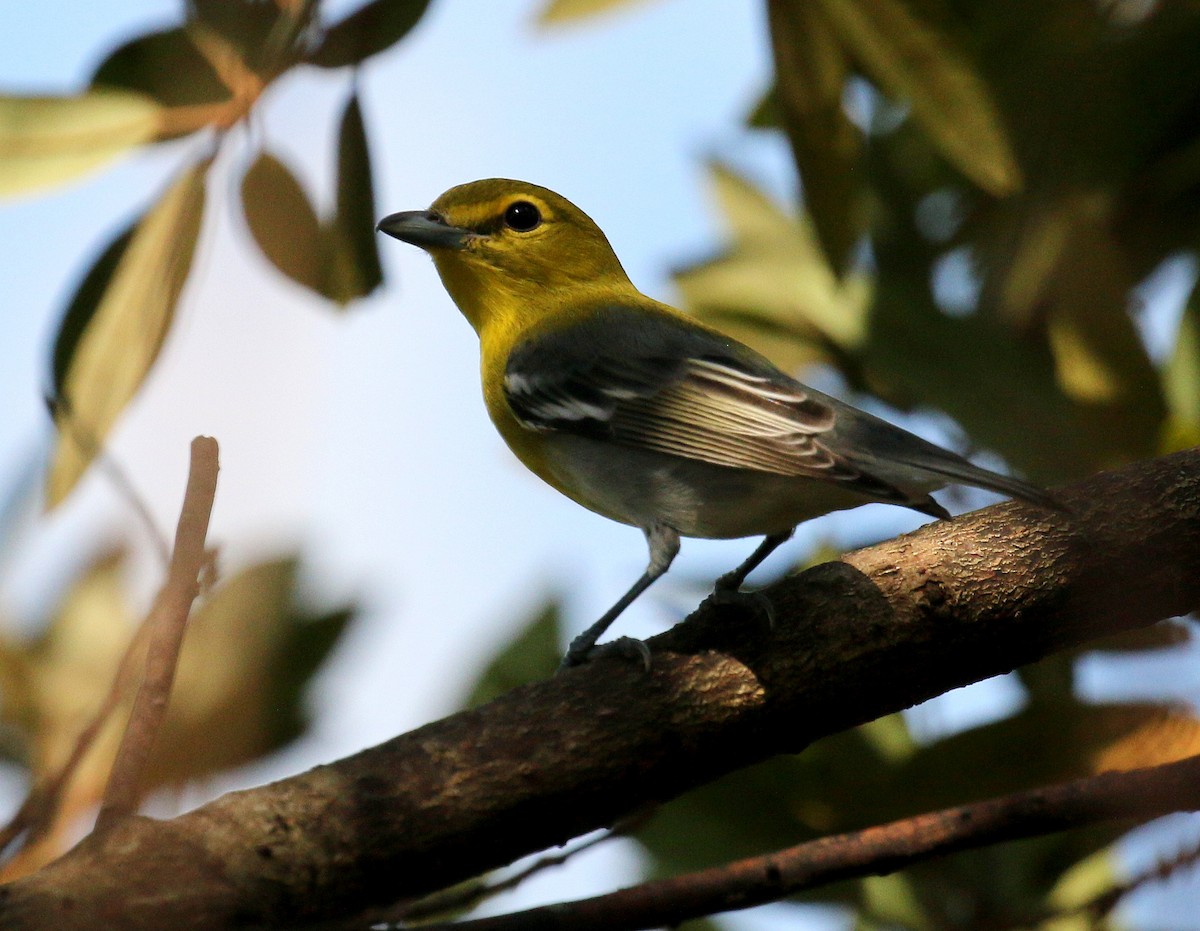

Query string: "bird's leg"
[[561, 523, 680, 669], [708, 530, 794, 626]]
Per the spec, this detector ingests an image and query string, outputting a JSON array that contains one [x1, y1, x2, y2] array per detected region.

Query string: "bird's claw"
[[558, 635, 652, 673], [706, 587, 776, 629]]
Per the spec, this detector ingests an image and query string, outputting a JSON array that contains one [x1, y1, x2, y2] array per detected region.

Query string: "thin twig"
[[417, 753, 1200, 931], [305, 808, 655, 930], [93, 436, 219, 832], [1074, 833, 1200, 925], [46, 393, 171, 567], [399, 810, 652, 924]]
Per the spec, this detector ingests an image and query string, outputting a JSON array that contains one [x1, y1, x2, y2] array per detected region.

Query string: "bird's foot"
[[558, 635, 652, 673], [706, 585, 776, 629]]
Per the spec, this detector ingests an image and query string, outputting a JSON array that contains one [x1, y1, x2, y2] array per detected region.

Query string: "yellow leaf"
[[536, 0, 655, 27], [1043, 848, 1120, 926], [0, 90, 162, 199], [678, 163, 870, 367], [816, 0, 1021, 196], [47, 158, 209, 507]]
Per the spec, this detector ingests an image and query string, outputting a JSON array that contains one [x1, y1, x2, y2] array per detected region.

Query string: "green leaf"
[[91, 27, 231, 111], [535, 0, 655, 27], [463, 601, 563, 708], [307, 0, 433, 68], [815, 0, 1022, 196], [860, 874, 935, 931], [324, 92, 384, 305], [241, 151, 325, 294], [746, 87, 778, 130], [47, 158, 210, 507], [767, 0, 865, 273], [0, 90, 162, 199], [1162, 280, 1200, 429]]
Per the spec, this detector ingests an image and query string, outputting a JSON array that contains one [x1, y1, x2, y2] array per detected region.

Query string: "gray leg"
[[715, 530, 794, 592], [707, 530, 795, 628], [561, 524, 680, 668]]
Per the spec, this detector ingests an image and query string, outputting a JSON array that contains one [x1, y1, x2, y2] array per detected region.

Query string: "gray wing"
[[503, 306, 927, 508]]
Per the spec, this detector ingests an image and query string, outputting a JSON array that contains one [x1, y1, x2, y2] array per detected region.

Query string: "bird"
[[376, 179, 1059, 668]]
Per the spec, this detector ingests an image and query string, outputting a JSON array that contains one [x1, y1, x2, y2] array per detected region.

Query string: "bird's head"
[[377, 179, 632, 333]]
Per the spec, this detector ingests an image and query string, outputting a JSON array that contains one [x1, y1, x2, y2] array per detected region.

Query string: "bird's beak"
[[376, 210, 470, 251]]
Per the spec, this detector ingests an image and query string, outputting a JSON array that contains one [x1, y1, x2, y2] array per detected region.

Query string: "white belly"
[[542, 434, 884, 539]]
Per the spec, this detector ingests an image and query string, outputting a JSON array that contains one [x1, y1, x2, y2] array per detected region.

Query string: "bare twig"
[[417, 754, 1200, 931], [1073, 833, 1200, 925], [93, 437, 220, 832], [399, 810, 652, 925], [46, 394, 171, 566]]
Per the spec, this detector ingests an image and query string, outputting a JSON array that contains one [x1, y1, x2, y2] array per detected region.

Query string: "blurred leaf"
[[675, 920, 722, 931], [463, 601, 562, 708], [47, 158, 210, 507], [190, 0, 295, 77], [324, 92, 384, 305], [242, 115, 383, 307], [268, 606, 353, 748], [91, 27, 231, 111], [0, 553, 353, 875], [1041, 847, 1120, 929], [985, 195, 1074, 328], [0, 551, 135, 876], [746, 87, 778, 130], [815, 0, 1022, 197], [148, 557, 355, 783], [1162, 279, 1200, 429], [767, 0, 865, 273], [638, 693, 1195, 926], [860, 873, 934, 931], [637, 722, 917, 879], [677, 163, 870, 372], [241, 151, 325, 294], [51, 225, 135, 399], [536, 0, 655, 27], [895, 702, 1200, 811], [1039, 211, 1166, 458], [0, 90, 162, 199], [308, 0, 433, 68]]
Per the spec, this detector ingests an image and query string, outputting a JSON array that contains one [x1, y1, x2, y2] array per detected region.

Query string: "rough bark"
[[1, 449, 1197, 930]]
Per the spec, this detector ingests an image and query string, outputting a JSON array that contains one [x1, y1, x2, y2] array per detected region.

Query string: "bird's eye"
[[504, 201, 542, 232]]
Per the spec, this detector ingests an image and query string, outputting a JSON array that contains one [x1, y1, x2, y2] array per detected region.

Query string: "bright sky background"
[[1, 1, 1197, 927]]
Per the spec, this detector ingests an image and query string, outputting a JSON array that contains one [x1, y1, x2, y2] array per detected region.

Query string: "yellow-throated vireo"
[[377, 179, 1058, 668]]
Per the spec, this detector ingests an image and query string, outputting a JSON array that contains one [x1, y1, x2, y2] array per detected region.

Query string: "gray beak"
[[376, 210, 470, 251]]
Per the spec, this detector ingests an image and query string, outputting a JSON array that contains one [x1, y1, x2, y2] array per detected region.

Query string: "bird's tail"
[[839, 412, 1066, 514], [900, 450, 1066, 513]]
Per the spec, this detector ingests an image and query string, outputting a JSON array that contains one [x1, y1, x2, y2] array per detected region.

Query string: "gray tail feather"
[[900, 450, 1067, 514]]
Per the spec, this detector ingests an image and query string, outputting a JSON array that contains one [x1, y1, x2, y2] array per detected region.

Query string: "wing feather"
[[502, 309, 911, 501]]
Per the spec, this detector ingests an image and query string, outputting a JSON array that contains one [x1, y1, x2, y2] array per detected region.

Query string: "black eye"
[[504, 201, 541, 232]]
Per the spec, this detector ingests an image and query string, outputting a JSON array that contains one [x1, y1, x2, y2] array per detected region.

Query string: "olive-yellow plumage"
[[378, 179, 1057, 667]]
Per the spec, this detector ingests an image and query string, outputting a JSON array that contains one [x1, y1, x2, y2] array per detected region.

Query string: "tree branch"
[[414, 752, 1200, 931], [0, 449, 1197, 930]]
